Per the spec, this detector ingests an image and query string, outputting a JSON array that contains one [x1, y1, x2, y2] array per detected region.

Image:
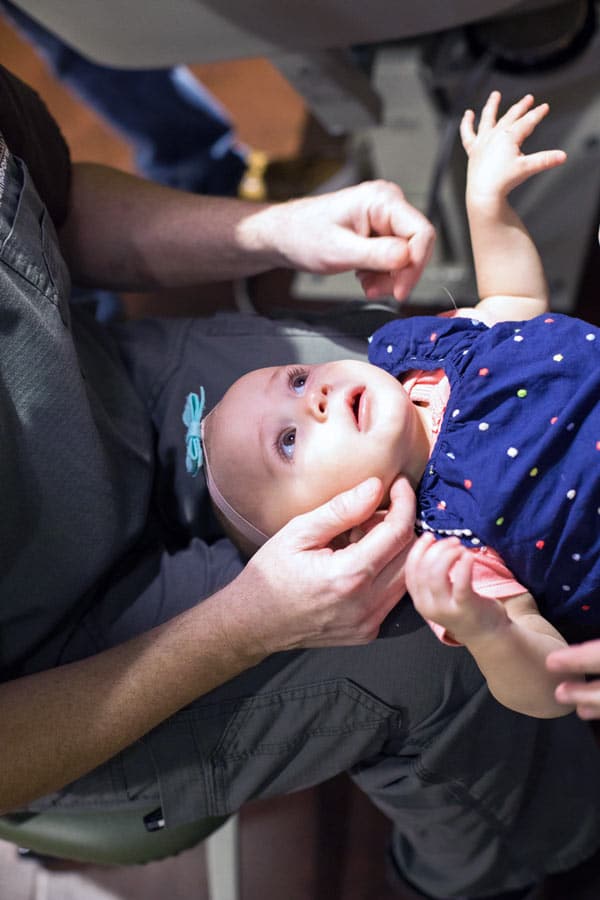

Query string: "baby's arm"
[[406, 533, 575, 718], [459, 92, 566, 326]]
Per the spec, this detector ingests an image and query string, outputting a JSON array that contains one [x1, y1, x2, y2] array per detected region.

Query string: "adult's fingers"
[[356, 270, 398, 301], [555, 679, 600, 719], [340, 233, 411, 273], [546, 639, 600, 674], [356, 266, 410, 301], [285, 477, 383, 550], [388, 198, 434, 244], [575, 705, 600, 720], [346, 475, 416, 573], [404, 225, 436, 285], [555, 679, 600, 702], [357, 224, 435, 302], [388, 472, 418, 518]]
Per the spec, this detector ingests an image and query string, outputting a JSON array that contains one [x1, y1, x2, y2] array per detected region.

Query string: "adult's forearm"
[[58, 163, 279, 291], [0, 588, 265, 814]]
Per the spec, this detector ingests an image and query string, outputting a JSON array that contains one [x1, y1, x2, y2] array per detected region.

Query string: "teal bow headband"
[[181, 384, 269, 546], [182, 386, 205, 477]]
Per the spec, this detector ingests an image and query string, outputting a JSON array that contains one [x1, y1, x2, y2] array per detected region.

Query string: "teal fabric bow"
[[182, 386, 206, 477]]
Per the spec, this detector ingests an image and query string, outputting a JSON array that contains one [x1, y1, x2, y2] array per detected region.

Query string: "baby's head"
[[202, 358, 428, 553]]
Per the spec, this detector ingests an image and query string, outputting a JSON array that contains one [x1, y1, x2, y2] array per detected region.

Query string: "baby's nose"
[[308, 384, 330, 420]]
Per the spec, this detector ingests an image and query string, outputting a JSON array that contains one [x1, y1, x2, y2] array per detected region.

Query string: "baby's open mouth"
[[350, 389, 364, 430]]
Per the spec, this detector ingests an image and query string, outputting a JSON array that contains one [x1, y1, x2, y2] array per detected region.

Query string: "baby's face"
[[207, 358, 431, 537]]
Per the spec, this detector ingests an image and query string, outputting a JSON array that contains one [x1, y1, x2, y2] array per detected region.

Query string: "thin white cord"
[[441, 285, 458, 310], [233, 278, 258, 314]]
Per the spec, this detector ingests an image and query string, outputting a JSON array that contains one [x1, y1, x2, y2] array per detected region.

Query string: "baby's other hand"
[[460, 91, 566, 203], [405, 533, 507, 645]]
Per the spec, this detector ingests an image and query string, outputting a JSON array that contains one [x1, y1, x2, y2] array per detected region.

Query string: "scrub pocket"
[[135, 673, 401, 827], [209, 679, 400, 812]]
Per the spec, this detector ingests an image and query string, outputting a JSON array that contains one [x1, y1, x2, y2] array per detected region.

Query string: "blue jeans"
[[1, 0, 246, 196]]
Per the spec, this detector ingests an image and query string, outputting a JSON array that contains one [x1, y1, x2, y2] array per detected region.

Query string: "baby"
[[193, 92, 593, 719]]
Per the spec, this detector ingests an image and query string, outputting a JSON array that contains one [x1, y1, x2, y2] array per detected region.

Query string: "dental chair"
[[0, 806, 240, 899]]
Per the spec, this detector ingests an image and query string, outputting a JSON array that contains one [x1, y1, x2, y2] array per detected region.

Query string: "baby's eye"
[[277, 428, 296, 461], [288, 368, 308, 394]]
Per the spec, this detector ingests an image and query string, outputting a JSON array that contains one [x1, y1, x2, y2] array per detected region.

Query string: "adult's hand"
[[250, 180, 435, 301], [233, 475, 417, 655], [547, 641, 600, 719]]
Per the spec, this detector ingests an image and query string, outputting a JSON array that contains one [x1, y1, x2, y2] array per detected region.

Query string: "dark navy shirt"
[[369, 313, 600, 641]]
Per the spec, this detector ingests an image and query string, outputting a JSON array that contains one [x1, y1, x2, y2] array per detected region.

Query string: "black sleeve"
[[0, 64, 71, 228]]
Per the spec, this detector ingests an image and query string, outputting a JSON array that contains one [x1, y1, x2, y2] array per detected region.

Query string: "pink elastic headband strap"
[[201, 417, 269, 548]]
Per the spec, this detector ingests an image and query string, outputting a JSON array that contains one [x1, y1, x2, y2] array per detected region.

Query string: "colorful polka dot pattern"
[[368, 312, 600, 634]]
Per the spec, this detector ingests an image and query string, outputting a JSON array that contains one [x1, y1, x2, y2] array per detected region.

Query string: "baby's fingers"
[[405, 532, 436, 589], [460, 109, 476, 153], [510, 101, 551, 144], [519, 148, 567, 180], [498, 93, 535, 128], [478, 90, 502, 133], [417, 536, 464, 595], [447, 548, 475, 603]]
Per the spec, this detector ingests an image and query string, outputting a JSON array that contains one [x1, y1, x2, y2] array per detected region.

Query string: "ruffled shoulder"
[[368, 314, 488, 378]]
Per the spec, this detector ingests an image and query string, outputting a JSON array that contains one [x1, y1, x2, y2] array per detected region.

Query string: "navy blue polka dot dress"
[[368, 313, 600, 641]]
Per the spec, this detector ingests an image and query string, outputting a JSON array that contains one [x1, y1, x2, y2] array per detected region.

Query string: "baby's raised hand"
[[405, 533, 507, 645], [460, 91, 566, 203]]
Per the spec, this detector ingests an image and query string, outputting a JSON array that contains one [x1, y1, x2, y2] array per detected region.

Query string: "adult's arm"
[[58, 164, 435, 300], [0, 476, 415, 814]]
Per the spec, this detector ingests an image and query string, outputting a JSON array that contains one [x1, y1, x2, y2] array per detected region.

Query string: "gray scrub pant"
[[27, 312, 600, 899]]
